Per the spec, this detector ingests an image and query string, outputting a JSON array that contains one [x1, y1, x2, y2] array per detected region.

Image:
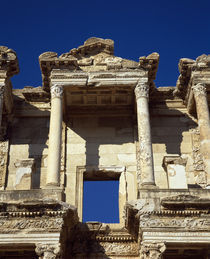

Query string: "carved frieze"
[[100, 242, 139, 256], [140, 214, 210, 230], [0, 218, 63, 232], [0, 140, 9, 189]]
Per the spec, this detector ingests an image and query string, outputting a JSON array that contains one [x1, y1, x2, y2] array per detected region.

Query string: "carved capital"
[[192, 83, 206, 98], [51, 84, 63, 99], [35, 243, 61, 259], [135, 82, 149, 99], [140, 242, 166, 259]]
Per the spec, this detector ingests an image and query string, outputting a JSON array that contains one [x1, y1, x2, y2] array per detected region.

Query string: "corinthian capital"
[[135, 81, 149, 99], [192, 83, 206, 97], [51, 84, 63, 99], [35, 243, 61, 259], [140, 242, 166, 259]]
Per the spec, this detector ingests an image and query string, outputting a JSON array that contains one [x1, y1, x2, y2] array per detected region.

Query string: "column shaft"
[[46, 85, 63, 186], [135, 82, 155, 187], [0, 84, 4, 128], [192, 83, 210, 186]]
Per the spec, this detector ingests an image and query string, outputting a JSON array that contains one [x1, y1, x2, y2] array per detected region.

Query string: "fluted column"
[[192, 83, 210, 187], [0, 84, 4, 128], [46, 84, 63, 186], [135, 81, 155, 187]]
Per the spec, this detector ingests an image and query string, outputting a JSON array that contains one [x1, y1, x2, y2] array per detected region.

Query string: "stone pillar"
[[192, 83, 210, 187], [0, 84, 4, 129], [35, 243, 61, 259], [46, 84, 63, 186], [135, 81, 155, 187], [140, 242, 166, 259]]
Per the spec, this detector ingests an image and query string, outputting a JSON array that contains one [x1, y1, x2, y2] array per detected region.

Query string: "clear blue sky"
[[2, 0, 209, 223], [2, 0, 210, 89]]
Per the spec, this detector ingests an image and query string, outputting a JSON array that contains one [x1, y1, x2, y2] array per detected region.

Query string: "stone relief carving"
[[51, 85, 63, 99], [0, 218, 63, 232], [135, 82, 149, 99], [140, 214, 210, 230], [35, 243, 61, 259], [100, 242, 139, 255], [190, 128, 206, 186], [140, 242, 166, 259], [0, 140, 9, 189]]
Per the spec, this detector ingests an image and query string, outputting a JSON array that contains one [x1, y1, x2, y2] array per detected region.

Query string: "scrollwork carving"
[[140, 242, 166, 259], [0, 218, 63, 231], [140, 214, 210, 229], [192, 83, 206, 97], [135, 82, 149, 99], [51, 84, 63, 99]]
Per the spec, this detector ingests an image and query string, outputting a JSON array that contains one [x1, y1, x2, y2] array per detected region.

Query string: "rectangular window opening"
[[83, 180, 119, 223]]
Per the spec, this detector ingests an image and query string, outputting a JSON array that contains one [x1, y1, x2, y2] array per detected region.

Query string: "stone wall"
[[7, 116, 49, 189]]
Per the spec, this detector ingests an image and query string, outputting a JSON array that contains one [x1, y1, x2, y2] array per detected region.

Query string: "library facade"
[[0, 38, 210, 258]]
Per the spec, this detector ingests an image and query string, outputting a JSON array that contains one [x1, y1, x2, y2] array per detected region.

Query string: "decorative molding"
[[51, 84, 63, 99], [192, 83, 207, 97], [140, 242, 166, 259], [135, 82, 149, 99]]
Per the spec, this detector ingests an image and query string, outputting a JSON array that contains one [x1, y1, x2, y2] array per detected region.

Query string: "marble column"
[[135, 81, 156, 187], [139, 242, 166, 259], [192, 83, 210, 187], [46, 84, 63, 186], [0, 84, 4, 129], [35, 243, 61, 259]]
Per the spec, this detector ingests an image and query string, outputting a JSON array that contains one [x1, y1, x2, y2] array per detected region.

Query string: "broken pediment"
[[39, 37, 159, 91]]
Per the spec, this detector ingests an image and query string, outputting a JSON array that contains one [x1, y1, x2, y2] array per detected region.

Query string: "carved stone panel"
[[0, 140, 9, 190]]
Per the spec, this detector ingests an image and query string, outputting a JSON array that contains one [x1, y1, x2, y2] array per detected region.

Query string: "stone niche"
[[14, 159, 35, 190]]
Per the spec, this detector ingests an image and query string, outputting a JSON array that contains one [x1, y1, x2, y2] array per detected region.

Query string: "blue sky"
[[2, 0, 209, 223], [2, 0, 210, 89]]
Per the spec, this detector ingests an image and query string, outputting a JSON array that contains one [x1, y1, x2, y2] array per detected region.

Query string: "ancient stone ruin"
[[0, 37, 210, 258]]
